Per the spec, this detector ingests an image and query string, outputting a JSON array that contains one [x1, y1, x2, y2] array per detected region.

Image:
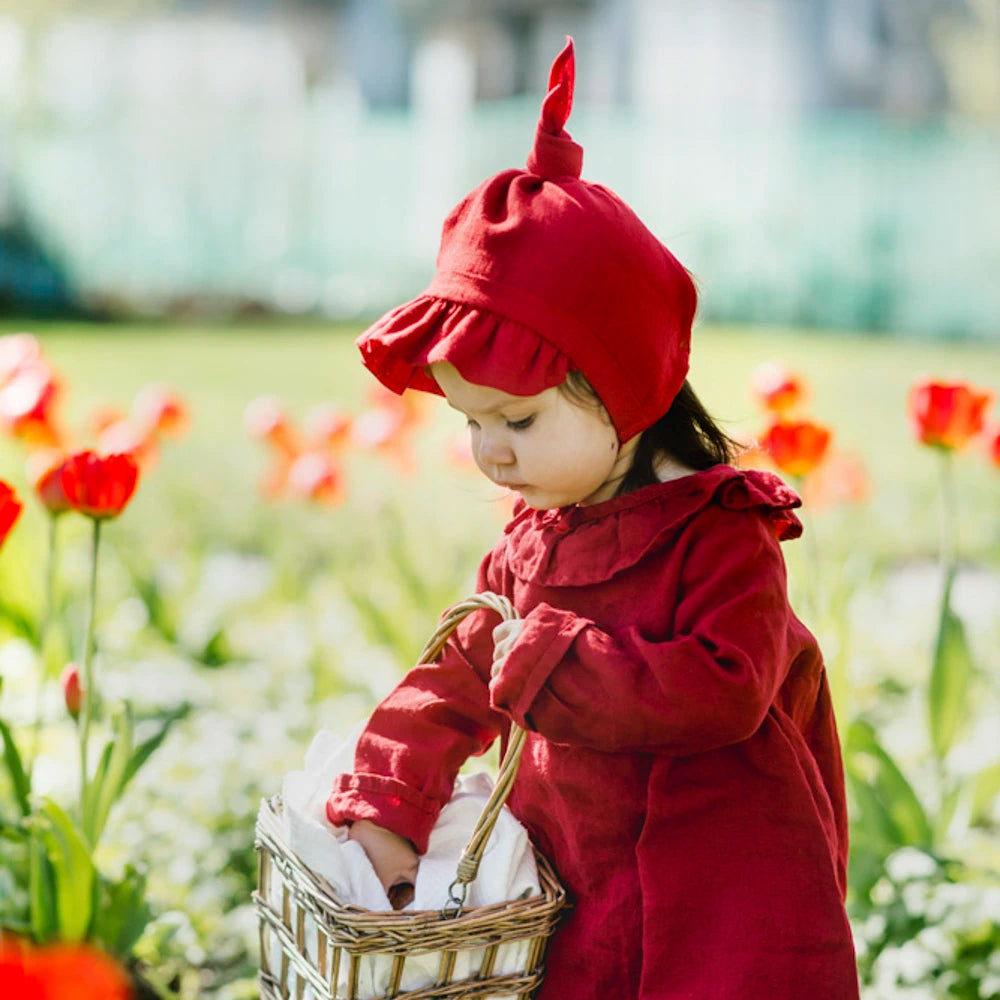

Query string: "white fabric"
[[264, 724, 541, 1000]]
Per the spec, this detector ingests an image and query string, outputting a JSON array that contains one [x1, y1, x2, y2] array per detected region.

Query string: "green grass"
[[3, 319, 999, 570]]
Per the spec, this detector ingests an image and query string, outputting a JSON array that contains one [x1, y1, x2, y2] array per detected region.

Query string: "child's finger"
[[492, 621, 513, 644]]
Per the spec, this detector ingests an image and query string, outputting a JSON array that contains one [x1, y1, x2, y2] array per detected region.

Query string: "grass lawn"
[[2, 318, 999, 573]]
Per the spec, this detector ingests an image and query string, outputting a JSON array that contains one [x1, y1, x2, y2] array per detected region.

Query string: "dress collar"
[[499, 465, 802, 586]]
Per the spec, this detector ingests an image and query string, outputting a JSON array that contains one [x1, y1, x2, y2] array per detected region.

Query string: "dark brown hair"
[[561, 372, 739, 495]]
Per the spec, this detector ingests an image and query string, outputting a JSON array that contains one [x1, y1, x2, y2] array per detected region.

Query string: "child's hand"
[[347, 819, 420, 910], [492, 619, 526, 677]]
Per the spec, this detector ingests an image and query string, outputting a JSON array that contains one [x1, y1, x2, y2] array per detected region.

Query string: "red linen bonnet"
[[356, 38, 697, 442]]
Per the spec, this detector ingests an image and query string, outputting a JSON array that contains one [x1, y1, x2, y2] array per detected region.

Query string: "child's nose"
[[476, 432, 514, 466]]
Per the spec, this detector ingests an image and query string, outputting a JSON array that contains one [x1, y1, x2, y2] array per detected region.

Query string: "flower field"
[[1, 319, 999, 999]]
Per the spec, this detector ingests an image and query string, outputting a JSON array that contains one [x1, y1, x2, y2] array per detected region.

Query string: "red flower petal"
[[60, 450, 140, 520]]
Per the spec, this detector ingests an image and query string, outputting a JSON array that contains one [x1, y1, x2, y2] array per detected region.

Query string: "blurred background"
[[1, 0, 998, 335], [2, 4, 1000, 999]]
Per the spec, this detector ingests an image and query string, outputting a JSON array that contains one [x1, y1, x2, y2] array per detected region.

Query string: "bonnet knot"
[[526, 36, 583, 180]]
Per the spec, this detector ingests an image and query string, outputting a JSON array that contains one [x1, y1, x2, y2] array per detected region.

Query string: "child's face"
[[430, 361, 636, 509]]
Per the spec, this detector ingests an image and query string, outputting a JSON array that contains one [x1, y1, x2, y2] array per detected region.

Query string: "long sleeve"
[[326, 556, 506, 854], [489, 506, 804, 756]]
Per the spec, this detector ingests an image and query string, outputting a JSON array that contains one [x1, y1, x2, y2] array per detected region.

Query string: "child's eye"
[[506, 416, 535, 431]]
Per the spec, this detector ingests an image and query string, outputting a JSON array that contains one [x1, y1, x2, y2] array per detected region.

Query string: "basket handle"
[[414, 592, 528, 918]]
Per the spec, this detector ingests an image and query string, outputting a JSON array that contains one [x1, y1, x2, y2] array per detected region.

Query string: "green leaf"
[[28, 829, 58, 943], [120, 704, 189, 794], [845, 768, 900, 858], [82, 705, 134, 848], [928, 577, 974, 760], [81, 741, 114, 844], [35, 799, 96, 942], [92, 866, 152, 960], [971, 762, 1000, 824], [0, 717, 31, 816], [846, 719, 932, 849]]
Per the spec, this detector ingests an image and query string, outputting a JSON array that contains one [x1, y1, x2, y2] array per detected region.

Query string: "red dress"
[[327, 466, 860, 999]]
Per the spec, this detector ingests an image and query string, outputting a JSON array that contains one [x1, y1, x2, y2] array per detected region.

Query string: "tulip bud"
[[61, 663, 83, 718]]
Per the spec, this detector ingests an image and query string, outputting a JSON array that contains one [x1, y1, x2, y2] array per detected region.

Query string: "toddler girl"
[[327, 39, 859, 999]]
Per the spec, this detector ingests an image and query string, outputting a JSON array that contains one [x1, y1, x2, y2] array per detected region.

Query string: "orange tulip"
[[60, 451, 139, 520], [908, 379, 993, 450], [761, 419, 832, 477], [0, 361, 64, 448], [749, 361, 806, 413], [132, 383, 189, 439], [61, 662, 83, 718], [0, 480, 23, 548], [96, 419, 159, 472], [287, 452, 345, 506], [0, 938, 131, 1000], [244, 396, 300, 457], [352, 405, 417, 475]]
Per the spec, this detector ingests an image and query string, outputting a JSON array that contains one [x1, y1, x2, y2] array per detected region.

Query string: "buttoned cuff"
[[326, 773, 441, 854]]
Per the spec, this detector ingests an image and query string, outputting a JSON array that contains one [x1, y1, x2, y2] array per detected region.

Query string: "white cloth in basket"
[[266, 722, 541, 999]]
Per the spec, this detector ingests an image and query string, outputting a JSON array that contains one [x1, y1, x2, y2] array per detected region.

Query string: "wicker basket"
[[254, 593, 568, 1000]]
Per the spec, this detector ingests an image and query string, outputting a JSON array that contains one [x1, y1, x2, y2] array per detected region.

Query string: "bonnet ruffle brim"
[[357, 294, 570, 401]]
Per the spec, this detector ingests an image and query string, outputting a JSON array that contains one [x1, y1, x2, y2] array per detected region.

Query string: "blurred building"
[[0, 0, 997, 335]]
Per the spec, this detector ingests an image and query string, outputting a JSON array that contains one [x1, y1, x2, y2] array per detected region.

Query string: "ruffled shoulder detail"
[[356, 295, 569, 400], [714, 468, 803, 541], [497, 465, 802, 587]]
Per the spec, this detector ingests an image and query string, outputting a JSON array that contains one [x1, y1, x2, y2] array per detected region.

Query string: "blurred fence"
[[5, 97, 999, 336]]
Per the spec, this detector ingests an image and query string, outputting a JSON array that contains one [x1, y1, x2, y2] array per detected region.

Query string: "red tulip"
[[761, 419, 832, 477], [60, 451, 139, 520], [132, 383, 189, 439], [0, 480, 23, 548], [29, 453, 72, 515], [287, 452, 345, 506], [909, 379, 993, 450], [749, 361, 806, 413], [61, 662, 83, 718], [0, 938, 131, 1000]]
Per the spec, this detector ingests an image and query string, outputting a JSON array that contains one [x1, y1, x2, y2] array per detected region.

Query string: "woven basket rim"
[[256, 794, 568, 926]]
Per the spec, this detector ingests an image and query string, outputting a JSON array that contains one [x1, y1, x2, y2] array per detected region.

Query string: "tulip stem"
[[79, 518, 101, 803], [28, 515, 59, 781], [937, 449, 957, 582]]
